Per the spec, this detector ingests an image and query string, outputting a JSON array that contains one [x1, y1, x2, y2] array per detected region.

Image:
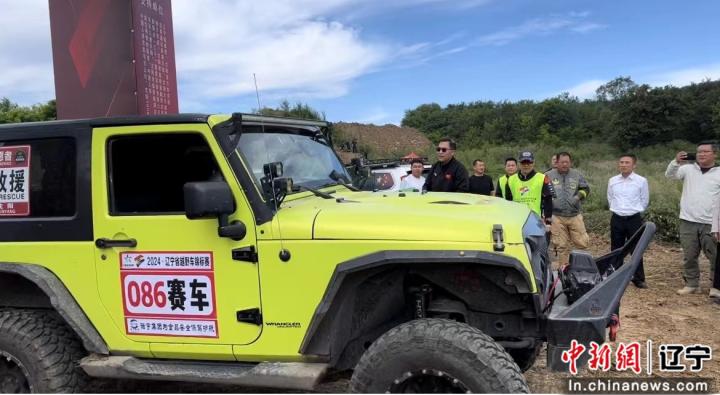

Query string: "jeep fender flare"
[[299, 250, 535, 366], [0, 262, 109, 354]]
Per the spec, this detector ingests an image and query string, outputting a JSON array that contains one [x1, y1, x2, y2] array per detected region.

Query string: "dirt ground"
[[522, 237, 720, 393], [92, 236, 719, 393]]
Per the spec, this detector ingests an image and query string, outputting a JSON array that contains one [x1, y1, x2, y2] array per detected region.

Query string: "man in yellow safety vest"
[[495, 157, 517, 199], [504, 151, 554, 227]]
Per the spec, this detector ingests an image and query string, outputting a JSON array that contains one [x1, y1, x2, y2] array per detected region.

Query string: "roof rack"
[[349, 157, 430, 170]]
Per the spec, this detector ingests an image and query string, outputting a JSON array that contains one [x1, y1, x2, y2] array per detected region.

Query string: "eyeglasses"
[[436, 147, 450, 152]]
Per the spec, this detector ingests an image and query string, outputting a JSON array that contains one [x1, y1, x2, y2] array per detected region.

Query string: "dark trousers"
[[611, 213, 645, 282], [715, 242, 720, 289]]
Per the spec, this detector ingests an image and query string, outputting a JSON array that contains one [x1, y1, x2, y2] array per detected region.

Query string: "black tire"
[[508, 344, 542, 372], [349, 319, 529, 393], [0, 309, 88, 393]]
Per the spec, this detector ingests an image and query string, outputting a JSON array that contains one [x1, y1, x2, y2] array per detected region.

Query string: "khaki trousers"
[[551, 214, 590, 266], [678, 219, 717, 288]]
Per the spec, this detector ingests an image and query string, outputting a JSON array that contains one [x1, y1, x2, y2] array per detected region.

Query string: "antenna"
[[254, 73, 289, 261], [253, 73, 263, 113]]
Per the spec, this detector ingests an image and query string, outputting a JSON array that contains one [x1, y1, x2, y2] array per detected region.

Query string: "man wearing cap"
[[504, 151, 554, 228], [423, 137, 469, 193]]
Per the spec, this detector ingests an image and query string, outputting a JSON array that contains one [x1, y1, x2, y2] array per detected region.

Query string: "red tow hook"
[[608, 314, 620, 341]]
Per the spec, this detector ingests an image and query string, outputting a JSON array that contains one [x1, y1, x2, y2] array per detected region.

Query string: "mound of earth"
[[333, 122, 432, 162]]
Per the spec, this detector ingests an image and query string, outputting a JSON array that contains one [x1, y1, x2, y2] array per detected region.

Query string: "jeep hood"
[[275, 191, 531, 244]]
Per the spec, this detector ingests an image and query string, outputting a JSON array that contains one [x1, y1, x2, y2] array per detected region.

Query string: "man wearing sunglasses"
[[423, 137, 469, 193]]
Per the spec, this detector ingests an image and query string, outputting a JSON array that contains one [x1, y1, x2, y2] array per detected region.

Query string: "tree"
[[596, 77, 637, 102], [612, 85, 686, 148], [399, 76, 720, 149], [0, 98, 56, 124], [257, 100, 325, 121]]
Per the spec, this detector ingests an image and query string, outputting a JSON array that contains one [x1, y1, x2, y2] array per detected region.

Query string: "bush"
[[582, 210, 611, 238], [644, 207, 680, 243]]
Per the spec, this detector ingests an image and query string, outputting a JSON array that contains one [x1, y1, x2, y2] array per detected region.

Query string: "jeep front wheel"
[[508, 344, 542, 372], [0, 309, 87, 393], [349, 319, 529, 393]]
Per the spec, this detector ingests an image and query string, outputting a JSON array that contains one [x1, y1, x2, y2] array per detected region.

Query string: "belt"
[[612, 212, 642, 218]]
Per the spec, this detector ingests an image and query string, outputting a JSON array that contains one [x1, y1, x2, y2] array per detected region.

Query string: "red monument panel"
[[132, 0, 179, 116], [49, 0, 178, 119]]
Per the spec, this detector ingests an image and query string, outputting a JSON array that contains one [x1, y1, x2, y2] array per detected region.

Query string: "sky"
[[2, 0, 720, 125]]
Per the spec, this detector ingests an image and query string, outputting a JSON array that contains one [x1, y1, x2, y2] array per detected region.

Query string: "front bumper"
[[545, 222, 656, 371]]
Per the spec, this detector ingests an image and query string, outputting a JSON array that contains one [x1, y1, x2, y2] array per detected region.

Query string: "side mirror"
[[184, 182, 246, 241], [184, 182, 235, 219]]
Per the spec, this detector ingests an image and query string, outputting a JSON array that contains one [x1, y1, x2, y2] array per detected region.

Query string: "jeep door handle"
[[95, 238, 137, 249]]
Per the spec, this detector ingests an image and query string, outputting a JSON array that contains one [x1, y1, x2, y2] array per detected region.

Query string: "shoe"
[[676, 286, 702, 295], [710, 288, 720, 298], [632, 280, 648, 289]]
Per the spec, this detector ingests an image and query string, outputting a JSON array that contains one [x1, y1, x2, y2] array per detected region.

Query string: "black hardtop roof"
[[0, 113, 329, 132], [0, 113, 209, 131]]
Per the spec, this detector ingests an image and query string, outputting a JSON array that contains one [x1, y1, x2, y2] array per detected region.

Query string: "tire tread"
[[350, 318, 529, 393], [0, 309, 87, 393]]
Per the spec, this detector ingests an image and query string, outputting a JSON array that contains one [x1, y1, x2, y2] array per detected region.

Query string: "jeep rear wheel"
[[0, 309, 87, 393], [349, 319, 529, 393]]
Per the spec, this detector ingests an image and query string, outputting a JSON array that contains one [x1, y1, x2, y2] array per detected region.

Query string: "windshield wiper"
[[292, 185, 334, 199], [329, 170, 359, 191]]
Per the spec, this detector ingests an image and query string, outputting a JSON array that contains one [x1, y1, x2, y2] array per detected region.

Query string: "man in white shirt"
[[608, 154, 649, 288], [399, 159, 426, 191], [665, 141, 720, 296]]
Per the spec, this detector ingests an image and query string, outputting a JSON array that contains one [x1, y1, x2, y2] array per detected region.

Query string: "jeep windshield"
[[234, 129, 349, 191]]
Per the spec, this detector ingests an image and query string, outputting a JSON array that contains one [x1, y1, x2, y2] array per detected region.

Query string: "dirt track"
[[92, 236, 719, 393]]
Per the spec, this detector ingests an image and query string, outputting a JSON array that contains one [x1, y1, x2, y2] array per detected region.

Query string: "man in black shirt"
[[469, 159, 494, 195], [423, 137, 469, 192]]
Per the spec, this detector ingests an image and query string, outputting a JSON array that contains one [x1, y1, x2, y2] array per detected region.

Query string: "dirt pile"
[[333, 122, 432, 160]]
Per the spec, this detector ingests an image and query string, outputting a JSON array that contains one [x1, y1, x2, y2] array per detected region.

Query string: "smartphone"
[[685, 153, 696, 161]]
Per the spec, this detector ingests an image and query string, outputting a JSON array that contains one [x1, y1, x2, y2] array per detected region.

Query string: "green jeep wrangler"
[[0, 113, 654, 393]]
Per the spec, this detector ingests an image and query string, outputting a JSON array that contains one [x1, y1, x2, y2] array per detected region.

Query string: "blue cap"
[[518, 151, 534, 162]]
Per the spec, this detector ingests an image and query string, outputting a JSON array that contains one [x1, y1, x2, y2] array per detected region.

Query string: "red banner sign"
[[49, 0, 178, 119]]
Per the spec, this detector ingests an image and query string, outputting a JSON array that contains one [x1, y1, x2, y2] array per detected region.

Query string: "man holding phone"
[[665, 142, 720, 297]]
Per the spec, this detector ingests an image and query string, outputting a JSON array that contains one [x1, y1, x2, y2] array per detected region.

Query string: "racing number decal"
[[120, 252, 219, 338]]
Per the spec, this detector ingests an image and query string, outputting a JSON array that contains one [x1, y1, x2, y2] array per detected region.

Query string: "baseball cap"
[[518, 151, 534, 162]]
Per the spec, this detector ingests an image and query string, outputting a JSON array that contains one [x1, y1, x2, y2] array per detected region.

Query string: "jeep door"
[[91, 123, 261, 359]]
